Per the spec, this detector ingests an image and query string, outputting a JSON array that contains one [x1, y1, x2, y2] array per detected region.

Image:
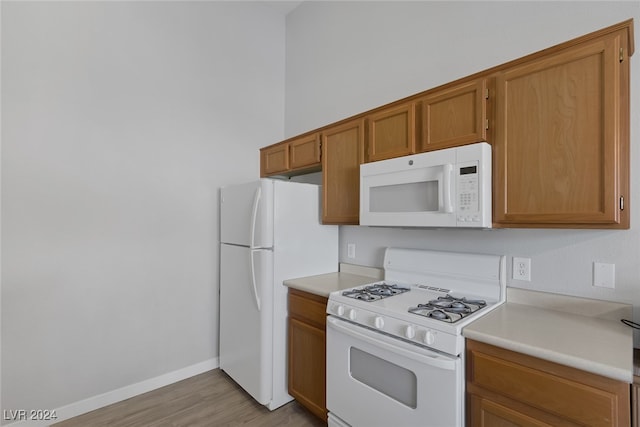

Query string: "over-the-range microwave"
[[360, 142, 492, 228]]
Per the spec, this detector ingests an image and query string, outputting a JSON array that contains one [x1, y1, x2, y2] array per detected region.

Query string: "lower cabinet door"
[[288, 317, 327, 421], [469, 394, 567, 427], [633, 377, 639, 427], [466, 340, 630, 427]]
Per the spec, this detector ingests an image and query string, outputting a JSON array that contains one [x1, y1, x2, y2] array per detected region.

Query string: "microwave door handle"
[[441, 164, 454, 213]]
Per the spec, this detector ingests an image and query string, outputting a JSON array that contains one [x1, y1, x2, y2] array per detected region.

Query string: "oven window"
[[349, 347, 417, 408], [369, 181, 439, 213]]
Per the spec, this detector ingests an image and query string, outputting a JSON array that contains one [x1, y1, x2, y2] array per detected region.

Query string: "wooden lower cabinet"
[[469, 394, 561, 427], [466, 340, 631, 427], [633, 349, 639, 427], [634, 375, 639, 427], [287, 288, 328, 421]]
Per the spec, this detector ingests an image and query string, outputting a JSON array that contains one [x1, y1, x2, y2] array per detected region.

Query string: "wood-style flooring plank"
[[53, 369, 326, 427]]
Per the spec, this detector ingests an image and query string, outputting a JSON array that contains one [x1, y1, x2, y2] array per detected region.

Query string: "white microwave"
[[360, 142, 492, 228]]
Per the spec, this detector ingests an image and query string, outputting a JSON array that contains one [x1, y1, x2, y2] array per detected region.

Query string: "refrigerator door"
[[220, 180, 274, 248], [219, 243, 274, 405], [267, 180, 339, 410]]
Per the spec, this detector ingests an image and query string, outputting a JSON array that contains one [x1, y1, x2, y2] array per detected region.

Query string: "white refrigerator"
[[219, 179, 338, 410]]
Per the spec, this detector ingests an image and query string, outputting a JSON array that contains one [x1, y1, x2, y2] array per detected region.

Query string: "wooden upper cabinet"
[[260, 143, 289, 176], [420, 78, 491, 151], [290, 133, 321, 170], [493, 26, 631, 228], [366, 101, 417, 162], [322, 119, 365, 224], [260, 133, 321, 177], [259, 20, 633, 229]]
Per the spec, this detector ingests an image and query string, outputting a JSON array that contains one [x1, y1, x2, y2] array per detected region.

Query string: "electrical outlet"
[[347, 243, 356, 259], [512, 257, 531, 281]]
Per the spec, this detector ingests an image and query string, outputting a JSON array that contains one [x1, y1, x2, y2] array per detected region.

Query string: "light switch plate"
[[347, 243, 356, 259], [593, 262, 615, 289]]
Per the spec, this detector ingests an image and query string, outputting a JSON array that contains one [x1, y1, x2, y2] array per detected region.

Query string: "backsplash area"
[[339, 225, 640, 347]]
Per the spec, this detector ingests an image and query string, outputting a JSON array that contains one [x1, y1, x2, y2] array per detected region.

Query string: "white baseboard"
[[4, 358, 219, 427]]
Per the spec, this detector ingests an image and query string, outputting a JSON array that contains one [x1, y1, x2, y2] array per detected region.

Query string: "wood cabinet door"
[[288, 289, 329, 422], [467, 340, 631, 427], [366, 101, 416, 162], [634, 379, 639, 427], [290, 133, 321, 170], [260, 143, 289, 176], [322, 119, 365, 224], [493, 30, 629, 228], [635, 349, 640, 427], [421, 78, 489, 151], [288, 317, 327, 421], [468, 394, 560, 427]]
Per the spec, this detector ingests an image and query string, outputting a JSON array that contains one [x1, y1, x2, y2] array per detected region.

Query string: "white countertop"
[[463, 288, 634, 383], [284, 270, 635, 382], [283, 263, 383, 298]]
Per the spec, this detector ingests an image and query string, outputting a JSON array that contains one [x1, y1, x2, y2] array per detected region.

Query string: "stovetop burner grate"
[[341, 282, 410, 302], [408, 294, 487, 323]]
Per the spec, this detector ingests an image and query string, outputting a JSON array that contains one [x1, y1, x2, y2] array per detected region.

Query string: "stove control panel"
[[327, 302, 462, 356]]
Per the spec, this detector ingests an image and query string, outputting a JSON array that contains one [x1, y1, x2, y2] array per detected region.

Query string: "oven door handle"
[[327, 316, 457, 371]]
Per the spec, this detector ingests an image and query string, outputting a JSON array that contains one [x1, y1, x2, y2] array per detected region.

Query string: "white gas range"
[[326, 247, 506, 427]]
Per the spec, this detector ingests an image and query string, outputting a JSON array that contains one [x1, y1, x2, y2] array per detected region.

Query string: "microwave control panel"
[[457, 161, 480, 223]]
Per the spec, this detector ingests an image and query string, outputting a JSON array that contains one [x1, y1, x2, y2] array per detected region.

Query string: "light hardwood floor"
[[53, 369, 326, 427]]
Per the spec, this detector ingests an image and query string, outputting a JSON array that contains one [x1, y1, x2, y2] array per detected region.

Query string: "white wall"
[[1, 1, 284, 417], [286, 1, 640, 345]]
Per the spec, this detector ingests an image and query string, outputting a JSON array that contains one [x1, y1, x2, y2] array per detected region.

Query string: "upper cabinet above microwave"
[[365, 77, 492, 163], [419, 78, 492, 152], [366, 101, 418, 162]]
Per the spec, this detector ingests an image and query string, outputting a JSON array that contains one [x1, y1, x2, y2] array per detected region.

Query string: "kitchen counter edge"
[[463, 288, 634, 383], [283, 263, 383, 298]]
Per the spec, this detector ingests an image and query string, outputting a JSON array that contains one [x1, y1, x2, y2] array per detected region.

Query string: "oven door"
[[326, 316, 462, 427]]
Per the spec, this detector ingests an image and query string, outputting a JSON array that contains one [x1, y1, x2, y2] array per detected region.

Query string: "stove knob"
[[374, 316, 384, 329], [424, 330, 436, 346], [347, 309, 357, 321], [404, 325, 416, 339], [335, 305, 345, 316]]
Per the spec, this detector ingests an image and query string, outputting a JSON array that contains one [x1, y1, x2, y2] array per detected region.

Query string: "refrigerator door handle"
[[250, 187, 262, 249], [250, 250, 262, 311]]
